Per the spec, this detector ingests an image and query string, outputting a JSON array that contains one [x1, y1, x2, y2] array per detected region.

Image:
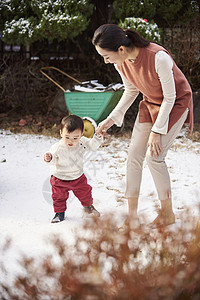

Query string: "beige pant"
[[125, 109, 189, 200]]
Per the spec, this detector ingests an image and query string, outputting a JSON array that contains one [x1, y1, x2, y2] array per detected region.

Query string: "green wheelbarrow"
[[40, 67, 123, 138]]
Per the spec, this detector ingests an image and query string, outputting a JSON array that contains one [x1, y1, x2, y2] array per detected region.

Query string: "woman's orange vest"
[[117, 43, 193, 133]]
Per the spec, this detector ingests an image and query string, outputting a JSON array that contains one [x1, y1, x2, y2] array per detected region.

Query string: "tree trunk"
[[90, 0, 114, 32]]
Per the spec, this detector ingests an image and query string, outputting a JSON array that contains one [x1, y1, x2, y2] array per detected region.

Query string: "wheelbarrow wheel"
[[82, 117, 97, 138]]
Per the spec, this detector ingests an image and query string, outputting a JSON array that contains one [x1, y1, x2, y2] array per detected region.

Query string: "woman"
[[93, 24, 193, 228]]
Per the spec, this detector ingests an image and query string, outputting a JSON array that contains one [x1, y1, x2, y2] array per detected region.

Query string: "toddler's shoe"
[[84, 205, 100, 217], [51, 212, 65, 223]]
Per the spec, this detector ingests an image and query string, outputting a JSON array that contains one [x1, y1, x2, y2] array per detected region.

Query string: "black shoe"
[[84, 205, 100, 217], [51, 212, 65, 223]]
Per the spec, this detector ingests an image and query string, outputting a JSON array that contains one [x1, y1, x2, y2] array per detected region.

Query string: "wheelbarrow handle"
[[40, 66, 82, 92]]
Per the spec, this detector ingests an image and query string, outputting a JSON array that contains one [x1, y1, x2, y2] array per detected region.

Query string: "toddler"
[[44, 114, 103, 223]]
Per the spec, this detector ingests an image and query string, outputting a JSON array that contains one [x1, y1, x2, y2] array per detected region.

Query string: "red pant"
[[50, 174, 93, 213]]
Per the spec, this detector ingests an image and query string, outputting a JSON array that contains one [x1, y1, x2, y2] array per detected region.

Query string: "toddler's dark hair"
[[61, 115, 84, 133]]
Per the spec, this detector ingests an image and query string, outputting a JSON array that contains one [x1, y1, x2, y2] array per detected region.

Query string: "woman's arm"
[[96, 68, 139, 135], [151, 50, 176, 134], [108, 66, 139, 126], [147, 51, 176, 157]]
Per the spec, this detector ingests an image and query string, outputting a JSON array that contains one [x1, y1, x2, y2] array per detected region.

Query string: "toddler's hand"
[[96, 132, 103, 138], [44, 152, 52, 162], [96, 118, 114, 137]]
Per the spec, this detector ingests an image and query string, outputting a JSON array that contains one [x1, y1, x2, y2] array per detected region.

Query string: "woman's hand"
[[96, 118, 115, 137], [147, 132, 163, 158]]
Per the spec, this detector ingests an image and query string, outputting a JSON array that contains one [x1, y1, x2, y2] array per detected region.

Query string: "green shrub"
[[119, 17, 161, 43]]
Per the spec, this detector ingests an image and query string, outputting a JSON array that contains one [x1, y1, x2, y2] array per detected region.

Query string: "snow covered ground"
[[0, 129, 200, 284]]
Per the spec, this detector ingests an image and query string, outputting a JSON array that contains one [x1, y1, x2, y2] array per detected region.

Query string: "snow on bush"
[[119, 17, 161, 43], [1, 0, 93, 44]]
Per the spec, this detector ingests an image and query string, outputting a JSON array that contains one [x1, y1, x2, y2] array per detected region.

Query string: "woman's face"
[[95, 45, 127, 66]]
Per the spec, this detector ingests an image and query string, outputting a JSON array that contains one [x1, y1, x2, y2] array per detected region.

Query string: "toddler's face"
[[60, 127, 82, 147]]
